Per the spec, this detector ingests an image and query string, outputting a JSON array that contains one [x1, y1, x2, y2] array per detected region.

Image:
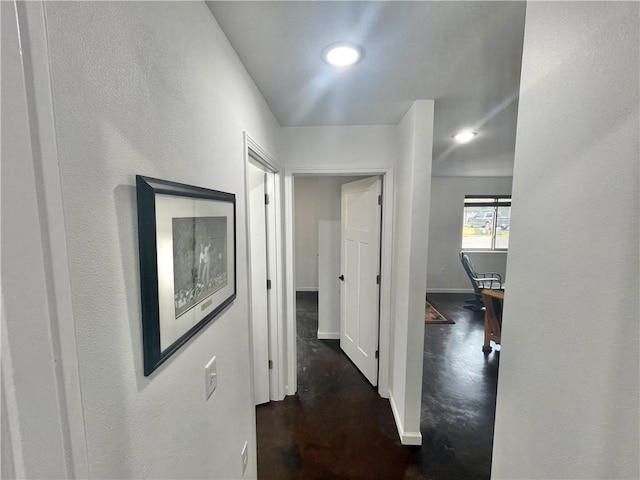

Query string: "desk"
[[481, 289, 504, 353]]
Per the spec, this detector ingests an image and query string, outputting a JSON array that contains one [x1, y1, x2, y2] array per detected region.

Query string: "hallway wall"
[[6, 3, 280, 478], [281, 125, 398, 171], [492, 2, 639, 479], [282, 115, 434, 445], [389, 101, 434, 444]]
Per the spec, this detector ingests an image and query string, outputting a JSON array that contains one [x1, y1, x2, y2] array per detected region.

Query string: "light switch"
[[205, 356, 217, 400]]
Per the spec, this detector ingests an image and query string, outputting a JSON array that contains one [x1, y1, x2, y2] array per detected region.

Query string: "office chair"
[[459, 251, 503, 310]]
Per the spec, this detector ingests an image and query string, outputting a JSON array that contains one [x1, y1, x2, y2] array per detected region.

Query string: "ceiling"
[[206, 1, 526, 176]]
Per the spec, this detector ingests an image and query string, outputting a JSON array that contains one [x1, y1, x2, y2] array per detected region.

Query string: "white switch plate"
[[205, 356, 217, 400], [241, 441, 248, 476]]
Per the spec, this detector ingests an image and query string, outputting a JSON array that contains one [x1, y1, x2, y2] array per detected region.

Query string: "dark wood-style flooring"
[[256, 292, 500, 479]]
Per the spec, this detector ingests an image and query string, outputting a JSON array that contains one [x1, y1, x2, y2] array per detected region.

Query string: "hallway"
[[256, 292, 500, 479]]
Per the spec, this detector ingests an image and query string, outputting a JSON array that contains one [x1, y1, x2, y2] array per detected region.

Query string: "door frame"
[[243, 133, 285, 402], [3, 2, 89, 476], [283, 166, 395, 399]]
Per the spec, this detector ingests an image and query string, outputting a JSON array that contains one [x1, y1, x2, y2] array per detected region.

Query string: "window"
[[462, 196, 511, 250]]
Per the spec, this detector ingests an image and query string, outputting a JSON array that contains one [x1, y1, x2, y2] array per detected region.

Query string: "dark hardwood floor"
[[256, 292, 500, 480]]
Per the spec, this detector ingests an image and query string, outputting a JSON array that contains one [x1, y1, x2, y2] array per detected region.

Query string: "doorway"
[[294, 175, 382, 385], [283, 167, 394, 398], [244, 134, 284, 404]]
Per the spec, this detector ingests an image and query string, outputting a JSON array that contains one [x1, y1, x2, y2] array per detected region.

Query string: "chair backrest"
[[459, 251, 481, 295]]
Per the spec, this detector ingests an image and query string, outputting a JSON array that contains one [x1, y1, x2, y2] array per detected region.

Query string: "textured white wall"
[[492, 2, 639, 479], [42, 2, 280, 478], [281, 126, 398, 170], [294, 177, 320, 290], [389, 101, 434, 444], [427, 176, 512, 292]]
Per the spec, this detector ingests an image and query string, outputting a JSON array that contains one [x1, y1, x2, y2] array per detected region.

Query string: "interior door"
[[340, 176, 382, 386], [248, 162, 270, 405]]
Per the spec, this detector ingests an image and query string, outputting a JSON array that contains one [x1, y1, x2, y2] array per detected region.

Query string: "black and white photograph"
[[172, 216, 227, 318], [136, 175, 236, 376]]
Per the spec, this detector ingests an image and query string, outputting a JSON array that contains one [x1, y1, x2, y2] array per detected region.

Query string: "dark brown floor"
[[256, 292, 499, 480]]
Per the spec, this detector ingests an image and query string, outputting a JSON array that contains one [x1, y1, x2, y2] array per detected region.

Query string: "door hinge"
[[268, 360, 273, 369], [376, 274, 380, 285], [375, 350, 379, 359], [378, 194, 382, 206], [266, 279, 272, 290], [265, 193, 270, 205]]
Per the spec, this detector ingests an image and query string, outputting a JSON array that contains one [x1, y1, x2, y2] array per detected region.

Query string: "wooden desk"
[[481, 289, 504, 353]]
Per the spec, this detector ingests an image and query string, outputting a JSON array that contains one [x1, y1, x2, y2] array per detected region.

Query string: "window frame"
[[462, 195, 511, 251]]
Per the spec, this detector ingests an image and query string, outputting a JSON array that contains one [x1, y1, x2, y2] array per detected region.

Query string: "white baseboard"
[[295, 287, 318, 292], [388, 390, 422, 446], [426, 288, 474, 294], [317, 331, 340, 340]]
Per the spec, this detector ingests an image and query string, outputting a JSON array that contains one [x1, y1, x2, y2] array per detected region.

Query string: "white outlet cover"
[[205, 356, 217, 400]]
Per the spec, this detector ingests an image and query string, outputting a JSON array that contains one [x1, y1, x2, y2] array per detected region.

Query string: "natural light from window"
[[462, 196, 511, 250]]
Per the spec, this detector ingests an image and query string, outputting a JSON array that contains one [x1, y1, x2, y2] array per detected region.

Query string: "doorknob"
[[338, 275, 344, 281]]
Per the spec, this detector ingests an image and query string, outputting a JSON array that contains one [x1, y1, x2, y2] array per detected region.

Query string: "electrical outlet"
[[241, 441, 249, 476], [205, 356, 217, 400]]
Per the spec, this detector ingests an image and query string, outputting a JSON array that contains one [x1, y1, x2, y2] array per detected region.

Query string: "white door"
[[248, 162, 270, 405], [340, 176, 382, 386]]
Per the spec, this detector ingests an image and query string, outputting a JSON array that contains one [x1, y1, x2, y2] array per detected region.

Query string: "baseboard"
[[295, 287, 318, 292], [317, 331, 340, 340], [426, 288, 474, 294], [388, 390, 423, 446]]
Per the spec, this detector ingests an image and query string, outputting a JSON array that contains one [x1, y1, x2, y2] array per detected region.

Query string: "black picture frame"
[[136, 175, 236, 376]]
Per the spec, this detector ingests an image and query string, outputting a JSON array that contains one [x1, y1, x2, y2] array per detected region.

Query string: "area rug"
[[425, 301, 455, 324]]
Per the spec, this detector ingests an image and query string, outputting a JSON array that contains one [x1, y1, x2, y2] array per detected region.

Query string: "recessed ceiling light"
[[452, 130, 477, 144], [322, 42, 364, 67]]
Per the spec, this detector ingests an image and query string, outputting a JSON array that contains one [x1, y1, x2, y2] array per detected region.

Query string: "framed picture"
[[136, 175, 236, 376]]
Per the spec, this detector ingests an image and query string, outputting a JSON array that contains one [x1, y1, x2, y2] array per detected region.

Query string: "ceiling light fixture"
[[322, 42, 364, 67], [452, 130, 477, 144]]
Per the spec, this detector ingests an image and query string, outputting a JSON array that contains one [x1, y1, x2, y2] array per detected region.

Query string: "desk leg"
[[482, 313, 493, 353]]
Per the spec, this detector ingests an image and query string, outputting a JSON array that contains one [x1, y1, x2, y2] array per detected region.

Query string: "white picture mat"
[[155, 194, 235, 351]]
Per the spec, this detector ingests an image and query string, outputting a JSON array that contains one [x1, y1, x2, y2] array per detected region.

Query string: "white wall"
[[492, 2, 639, 479], [281, 126, 398, 170], [427, 176, 512, 292], [3, 2, 280, 478], [388, 100, 434, 445], [294, 176, 365, 291], [294, 177, 320, 291]]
